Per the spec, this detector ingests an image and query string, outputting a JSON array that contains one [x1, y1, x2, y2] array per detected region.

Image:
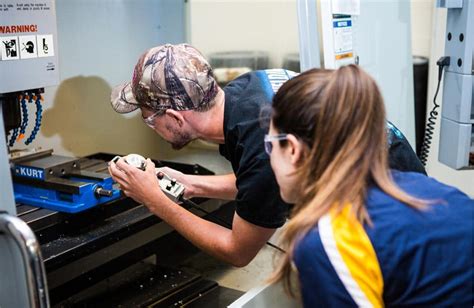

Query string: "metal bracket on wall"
[[437, 0, 474, 169]]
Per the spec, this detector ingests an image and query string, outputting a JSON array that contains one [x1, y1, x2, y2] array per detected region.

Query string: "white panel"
[[353, 0, 416, 146]]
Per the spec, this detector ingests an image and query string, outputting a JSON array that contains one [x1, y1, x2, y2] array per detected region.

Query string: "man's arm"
[[109, 158, 274, 267], [149, 197, 275, 267], [157, 167, 237, 200]]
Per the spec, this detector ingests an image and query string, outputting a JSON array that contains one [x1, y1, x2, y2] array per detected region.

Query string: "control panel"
[[112, 154, 185, 203]]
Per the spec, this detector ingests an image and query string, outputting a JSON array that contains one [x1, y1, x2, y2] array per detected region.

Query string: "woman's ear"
[[286, 134, 305, 165], [165, 109, 184, 127]]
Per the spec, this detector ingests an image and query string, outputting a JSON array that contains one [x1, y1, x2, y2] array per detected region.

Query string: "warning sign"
[[37, 34, 53, 57], [19, 35, 37, 59], [1, 36, 19, 60], [0, 24, 38, 34]]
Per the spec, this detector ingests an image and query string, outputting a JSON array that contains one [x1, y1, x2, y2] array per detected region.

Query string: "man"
[[109, 44, 425, 267]]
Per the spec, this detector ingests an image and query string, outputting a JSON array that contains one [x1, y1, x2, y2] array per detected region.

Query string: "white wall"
[[352, 0, 416, 146]]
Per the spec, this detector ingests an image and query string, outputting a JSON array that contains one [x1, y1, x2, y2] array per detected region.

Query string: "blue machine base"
[[14, 177, 122, 213]]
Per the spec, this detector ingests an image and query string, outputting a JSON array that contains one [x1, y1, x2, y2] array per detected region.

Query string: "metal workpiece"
[[0, 213, 49, 308]]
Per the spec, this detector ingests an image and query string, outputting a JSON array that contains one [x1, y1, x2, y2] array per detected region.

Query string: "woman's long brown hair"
[[269, 65, 426, 295]]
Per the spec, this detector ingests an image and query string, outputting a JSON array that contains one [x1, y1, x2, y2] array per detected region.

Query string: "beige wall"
[[15, 1, 472, 192], [189, 0, 299, 68], [411, 0, 434, 58], [11, 0, 232, 174], [192, 0, 474, 195]]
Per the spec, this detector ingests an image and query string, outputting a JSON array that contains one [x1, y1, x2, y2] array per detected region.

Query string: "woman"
[[266, 65, 473, 307]]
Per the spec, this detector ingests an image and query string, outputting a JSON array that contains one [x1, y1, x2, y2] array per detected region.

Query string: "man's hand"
[[109, 158, 276, 267], [108, 157, 164, 206]]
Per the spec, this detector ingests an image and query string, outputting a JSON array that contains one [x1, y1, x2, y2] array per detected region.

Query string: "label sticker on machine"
[[19, 34, 37, 59], [37, 34, 53, 57], [333, 16, 355, 68], [333, 18, 353, 53], [14, 165, 45, 180], [0, 36, 19, 60]]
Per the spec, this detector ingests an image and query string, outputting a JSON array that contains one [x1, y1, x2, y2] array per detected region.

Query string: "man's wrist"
[[148, 189, 175, 217], [185, 175, 199, 198]]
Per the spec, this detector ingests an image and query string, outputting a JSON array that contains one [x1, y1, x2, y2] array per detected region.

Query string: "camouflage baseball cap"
[[111, 44, 219, 114]]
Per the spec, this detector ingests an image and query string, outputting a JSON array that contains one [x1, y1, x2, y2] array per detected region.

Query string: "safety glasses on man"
[[142, 111, 161, 128], [141, 105, 173, 129]]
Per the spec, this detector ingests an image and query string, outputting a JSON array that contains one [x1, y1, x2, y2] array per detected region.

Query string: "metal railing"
[[0, 213, 49, 308]]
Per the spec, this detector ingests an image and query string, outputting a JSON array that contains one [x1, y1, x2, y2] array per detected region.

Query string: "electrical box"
[[0, 0, 59, 93]]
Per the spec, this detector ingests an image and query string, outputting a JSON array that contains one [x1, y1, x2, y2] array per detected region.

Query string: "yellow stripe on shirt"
[[328, 204, 384, 307]]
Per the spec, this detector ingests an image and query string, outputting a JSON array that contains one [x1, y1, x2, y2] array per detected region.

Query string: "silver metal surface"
[[229, 281, 301, 308], [297, 0, 321, 71], [0, 103, 16, 214], [438, 0, 474, 169], [15, 154, 81, 179], [439, 117, 472, 169], [0, 213, 50, 308], [9, 148, 54, 163], [437, 0, 463, 9]]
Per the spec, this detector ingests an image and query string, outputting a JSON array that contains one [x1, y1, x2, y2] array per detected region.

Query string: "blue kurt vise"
[[12, 153, 121, 213]]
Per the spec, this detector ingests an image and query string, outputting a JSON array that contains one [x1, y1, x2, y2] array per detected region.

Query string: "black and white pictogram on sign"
[[1, 36, 20, 60], [37, 34, 54, 58], [19, 35, 38, 59]]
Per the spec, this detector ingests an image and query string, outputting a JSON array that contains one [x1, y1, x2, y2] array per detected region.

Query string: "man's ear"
[[286, 134, 305, 165], [165, 109, 185, 127]]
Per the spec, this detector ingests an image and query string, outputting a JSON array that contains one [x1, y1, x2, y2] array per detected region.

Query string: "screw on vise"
[[95, 187, 113, 198]]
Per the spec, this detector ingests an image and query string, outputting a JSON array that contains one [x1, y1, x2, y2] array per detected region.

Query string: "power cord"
[[419, 56, 450, 165], [180, 198, 286, 254]]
